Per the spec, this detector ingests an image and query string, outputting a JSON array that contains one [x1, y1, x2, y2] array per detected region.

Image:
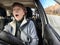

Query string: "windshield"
[[40, 0, 60, 36]]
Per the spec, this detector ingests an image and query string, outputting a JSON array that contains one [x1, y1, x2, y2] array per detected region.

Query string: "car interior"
[[0, 0, 43, 45], [1, 0, 60, 45]]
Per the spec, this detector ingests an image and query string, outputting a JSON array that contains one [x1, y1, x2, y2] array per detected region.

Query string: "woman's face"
[[13, 6, 25, 21]]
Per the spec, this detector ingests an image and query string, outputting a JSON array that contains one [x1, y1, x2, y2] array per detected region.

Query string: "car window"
[[40, 0, 60, 36]]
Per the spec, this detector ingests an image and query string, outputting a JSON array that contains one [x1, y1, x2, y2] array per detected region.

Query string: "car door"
[[35, 0, 60, 45]]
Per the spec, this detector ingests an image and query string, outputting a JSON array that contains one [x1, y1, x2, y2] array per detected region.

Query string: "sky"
[[40, 0, 56, 8]]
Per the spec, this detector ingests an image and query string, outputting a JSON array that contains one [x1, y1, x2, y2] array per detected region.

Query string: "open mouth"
[[15, 14, 19, 17]]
